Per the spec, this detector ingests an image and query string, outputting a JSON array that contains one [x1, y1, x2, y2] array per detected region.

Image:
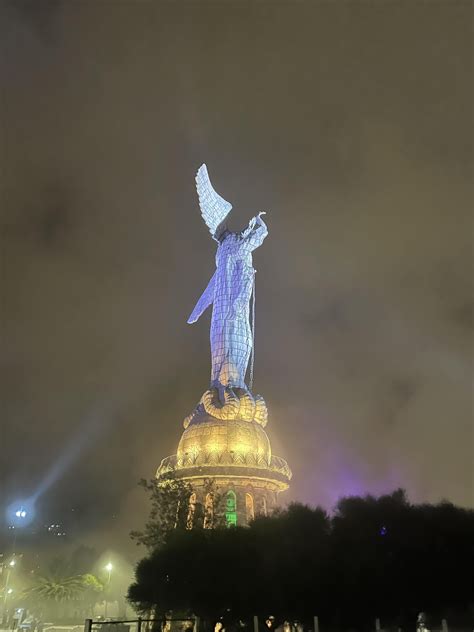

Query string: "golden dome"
[[157, 409, 291, 491], [177, 415, 272, 463]]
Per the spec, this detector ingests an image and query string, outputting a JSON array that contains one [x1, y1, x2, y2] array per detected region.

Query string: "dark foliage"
[[130, 478, 226, 550], [130, 477, 194, 549], [128, 490, 474, 628]]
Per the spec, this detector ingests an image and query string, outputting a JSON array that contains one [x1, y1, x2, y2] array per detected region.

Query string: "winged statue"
[[188, 164, 268, 394]]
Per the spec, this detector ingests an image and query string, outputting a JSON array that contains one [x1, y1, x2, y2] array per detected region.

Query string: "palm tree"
[[24, 575, 85, 603], [22, 573, 103, 621]]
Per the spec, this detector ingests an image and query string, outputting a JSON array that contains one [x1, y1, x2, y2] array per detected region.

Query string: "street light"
[[104, 563, 113, 619], [6, 500, 34, 528], [9, 560, 16, 567]]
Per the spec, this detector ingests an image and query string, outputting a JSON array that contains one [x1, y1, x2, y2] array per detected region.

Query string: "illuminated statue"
[[156, 165, 292, 523], [187, 164, 268, 422]]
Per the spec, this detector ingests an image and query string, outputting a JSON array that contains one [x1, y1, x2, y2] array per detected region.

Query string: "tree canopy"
[[128, 490, 474, 628], [130, 477, 225, 550], [22, 571, 104, 620]]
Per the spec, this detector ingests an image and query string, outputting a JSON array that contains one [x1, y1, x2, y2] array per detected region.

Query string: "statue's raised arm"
[[240, 211, 268, 250]]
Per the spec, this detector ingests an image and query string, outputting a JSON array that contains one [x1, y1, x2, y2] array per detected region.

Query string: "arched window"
[[225, 490, 237, 527], [186, 493, 196, 529], [204, 492, 214, 529], [245, 493, 255, 523]]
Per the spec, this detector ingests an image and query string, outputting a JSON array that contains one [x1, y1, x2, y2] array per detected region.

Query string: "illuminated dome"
[[157, 406, 291, 493], [177, 414, 271, 463]]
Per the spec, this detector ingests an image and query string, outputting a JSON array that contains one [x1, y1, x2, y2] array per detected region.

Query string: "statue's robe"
[[188, 217, 268, 389]]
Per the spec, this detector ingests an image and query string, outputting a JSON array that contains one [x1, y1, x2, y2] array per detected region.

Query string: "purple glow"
[[289, 410, 415, 509]]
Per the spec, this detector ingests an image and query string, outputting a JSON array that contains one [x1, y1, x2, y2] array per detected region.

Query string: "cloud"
[[1, 0, 472, 556], [379, 377, 421, 427]]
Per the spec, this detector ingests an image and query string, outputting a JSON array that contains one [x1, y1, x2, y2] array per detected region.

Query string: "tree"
[[128, 491, 474, 627], [81, 574, 105, 616], [130, 477, 226, 551], [130, 477, 193, 550], [23, 575, 85, 603], [128, 503, 331, 619], [128, 526, 260, 618], [330, 489, 474, 627], [22, 572, 104, 621]]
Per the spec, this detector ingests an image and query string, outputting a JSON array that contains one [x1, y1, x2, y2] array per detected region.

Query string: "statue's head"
[[214, 220, 229, 242]]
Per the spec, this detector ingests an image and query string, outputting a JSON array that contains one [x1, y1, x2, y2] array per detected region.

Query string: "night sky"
[[1, 1, 472, 554]]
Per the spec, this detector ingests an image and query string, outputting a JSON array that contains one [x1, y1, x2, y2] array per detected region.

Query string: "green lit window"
[[225, 490, 237, 527]]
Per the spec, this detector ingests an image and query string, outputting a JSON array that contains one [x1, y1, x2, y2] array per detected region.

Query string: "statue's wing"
[[195, 164, 233, 239]]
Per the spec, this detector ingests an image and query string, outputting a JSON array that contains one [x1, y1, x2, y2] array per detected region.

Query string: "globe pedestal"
[[156, 389, 291, 526]]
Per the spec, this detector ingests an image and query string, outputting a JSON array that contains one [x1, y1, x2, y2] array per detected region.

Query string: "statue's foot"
[[184, 387, 268, 426], [201, 386, 239, 420]]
